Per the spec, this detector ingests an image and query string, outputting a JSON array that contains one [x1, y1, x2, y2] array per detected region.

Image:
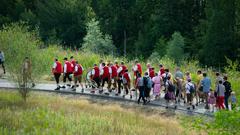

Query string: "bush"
[[0, 23, 47, 101]]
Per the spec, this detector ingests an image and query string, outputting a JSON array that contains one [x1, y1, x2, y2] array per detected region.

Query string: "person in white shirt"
[[99, 59, 104, 71], [185, 79, 195, 110], [146, 63, 151, 75], [0, 51, 6, 74]]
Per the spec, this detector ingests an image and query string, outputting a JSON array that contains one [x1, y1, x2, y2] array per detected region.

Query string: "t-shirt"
[[197, 74, 203, 85], [175, 71, 183, 79], [216, 84, 225, 97], [185, 82, 195, 94], [201, 77, 211, 93], [0, 52, 4, 62], [137, 77, 144, 87]]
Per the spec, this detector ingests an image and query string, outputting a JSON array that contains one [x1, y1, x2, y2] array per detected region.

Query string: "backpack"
[[163, 73, 168, 85], [168, 82, 175, 92], [144, 77, 152, 89], [188, 84, 195, 94]]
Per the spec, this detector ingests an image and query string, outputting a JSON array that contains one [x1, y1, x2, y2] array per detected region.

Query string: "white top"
[[132, 65, 138, 72], [117, 66, 123, 73], [75, 64, 84, 72], [52, 62, 57, 69], [146, 68, 150, 75], [162, 72, 172, 78], [64, 64, 67, 73], [99, 64, 103, 71], [91, 69, 95, 75], [185, 82, 195, 94]]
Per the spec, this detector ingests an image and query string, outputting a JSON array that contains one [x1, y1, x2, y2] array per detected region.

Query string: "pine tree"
[[200, 0, 236, 67], [82, 18, 116, 55], [166, 32, 185, 64]]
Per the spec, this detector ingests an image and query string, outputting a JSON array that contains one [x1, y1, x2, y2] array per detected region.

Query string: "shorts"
[[187, 93, 193, 103], [74, 75, 82, 83]]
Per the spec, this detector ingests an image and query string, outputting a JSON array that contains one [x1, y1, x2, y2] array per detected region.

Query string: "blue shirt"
[[201, 77, 211, 93]]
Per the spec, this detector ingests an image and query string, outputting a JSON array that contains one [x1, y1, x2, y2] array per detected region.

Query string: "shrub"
[[0, 23, 47, 101]]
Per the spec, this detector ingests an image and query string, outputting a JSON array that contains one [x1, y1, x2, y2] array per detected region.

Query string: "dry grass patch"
[[0, 90, 204, 135]]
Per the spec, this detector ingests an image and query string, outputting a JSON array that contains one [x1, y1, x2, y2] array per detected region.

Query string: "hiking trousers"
[[54, 73, 61, 84]]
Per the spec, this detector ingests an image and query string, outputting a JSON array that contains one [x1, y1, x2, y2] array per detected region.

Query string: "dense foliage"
[[0, 0, 239, 67]]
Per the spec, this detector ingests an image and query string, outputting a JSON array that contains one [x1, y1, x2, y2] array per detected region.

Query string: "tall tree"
[[82, 18, 116, 55], [166, 32, 185, 64], [37, 0, 90, 47], [200, 0, 237, 67]]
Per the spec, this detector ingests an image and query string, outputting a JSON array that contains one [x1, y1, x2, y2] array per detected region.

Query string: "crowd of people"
[[0, 50, 237, 112], [51, 56, 238, 111]]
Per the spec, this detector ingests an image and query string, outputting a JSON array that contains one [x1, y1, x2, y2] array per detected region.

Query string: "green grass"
[[0, 90, 201, 135]]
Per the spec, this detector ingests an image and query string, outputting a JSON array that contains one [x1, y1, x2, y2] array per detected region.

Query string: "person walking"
[[62, 57, 74, 88], [162, 69, 172, 91], [158, 64, 165, 76], [0, 51, 6, 74], [174, 67, 184, 80], [185, 79, 195, 110], [22, 57, 35, 88], [196, 70, 204, 106], [208, 89, 216, 112], [228, 91, 237, 111], [132, 60, 142, 86], [116, 61, 127, 96], [165, 76, 176, 109], [122, 69, 131, 98], [91, 64, 101, 89], [215, 72, 223, 86], [152, 73, 162, 99], [201, 73, 211, 109], [100, 63, 110, 93], [52, 58, 62, 90], [109, 62, 118, 91], [149, 67, 155, 79], [73, 61, 84, 92], [216, 80, 225, 110], [223, 76, 232, 110], [143, 72, 152, 103], [136, 73, 146, 104]]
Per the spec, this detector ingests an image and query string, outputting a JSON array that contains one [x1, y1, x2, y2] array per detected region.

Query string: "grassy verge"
[[0, 89, 203, 135]]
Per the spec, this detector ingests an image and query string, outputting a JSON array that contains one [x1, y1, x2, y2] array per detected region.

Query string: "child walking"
[[208, 89, 216, 112]]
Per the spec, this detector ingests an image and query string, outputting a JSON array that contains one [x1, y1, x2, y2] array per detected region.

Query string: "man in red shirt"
[[132, 60, 142, 86], [122, 69, 131, 98], [91, 64, 100, 88], [100, 63, 110, 93], [149, 67, 155, 79], [158, 64, 165, 76], [109, 62, 118, 91], [52, 58, 62, 90], [70, 56, 76, 72], [116, 61, 127, 95], [62, 57, 74, 89], [73, 61, 84, 92]]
